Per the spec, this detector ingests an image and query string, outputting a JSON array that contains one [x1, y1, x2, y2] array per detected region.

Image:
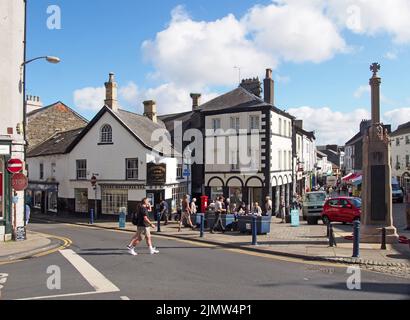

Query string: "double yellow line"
[[0, 233, 72, 266]]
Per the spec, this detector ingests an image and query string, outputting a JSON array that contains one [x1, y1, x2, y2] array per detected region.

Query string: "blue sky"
[[26, 0, 410, 144]]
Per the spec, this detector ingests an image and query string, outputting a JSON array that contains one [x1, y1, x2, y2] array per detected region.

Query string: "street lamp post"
[[183, 147, 192, 196], [20, 55, 60, 228]]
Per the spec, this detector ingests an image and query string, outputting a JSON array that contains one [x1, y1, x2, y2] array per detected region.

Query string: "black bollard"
[[352, 220, 360, 258], [200, 213, 204, 238], [329, 223, 336, 247], [157, 212, 161, 233], [381, 227, 386, 250], [90, 209, 94, 225], [252, 215, 257, 245]]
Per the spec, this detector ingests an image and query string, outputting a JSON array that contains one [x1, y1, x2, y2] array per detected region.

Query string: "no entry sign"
[[7, 158, 23, 174], [11, 173, 28, 191]]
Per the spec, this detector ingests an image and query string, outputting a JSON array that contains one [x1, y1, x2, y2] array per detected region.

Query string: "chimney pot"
[[190, 93, 202, 110]]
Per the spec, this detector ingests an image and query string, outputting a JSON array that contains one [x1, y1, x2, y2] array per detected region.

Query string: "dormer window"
[[100, 124, 112, 143]]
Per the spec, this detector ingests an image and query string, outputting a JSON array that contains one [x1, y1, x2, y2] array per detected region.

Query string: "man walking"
[[211, 196, 226, 234], [159, 199, 169, 225], [265, 196, 273, 216], [127, 198, 159, 256], [178, 195, 195, 232]]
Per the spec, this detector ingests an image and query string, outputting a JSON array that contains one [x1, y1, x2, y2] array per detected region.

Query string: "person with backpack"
[[159, 199, 169, 226], [127, 198, 159, 256]]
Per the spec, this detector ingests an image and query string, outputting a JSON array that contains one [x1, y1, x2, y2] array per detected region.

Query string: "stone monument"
[[361, 63, 399, 243]]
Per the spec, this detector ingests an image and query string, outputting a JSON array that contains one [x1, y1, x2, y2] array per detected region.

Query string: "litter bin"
[[119, 207, 127, 229]]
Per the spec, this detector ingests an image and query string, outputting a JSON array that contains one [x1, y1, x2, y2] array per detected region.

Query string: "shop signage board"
[[147, 163, 166, 185]]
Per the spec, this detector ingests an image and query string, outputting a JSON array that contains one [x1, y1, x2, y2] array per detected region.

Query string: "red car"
[[321, 197, 361, 225]]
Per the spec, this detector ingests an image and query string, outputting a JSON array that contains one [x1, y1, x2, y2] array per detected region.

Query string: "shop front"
[[27, 182, 59, 214], [0, 153, 11, 240]]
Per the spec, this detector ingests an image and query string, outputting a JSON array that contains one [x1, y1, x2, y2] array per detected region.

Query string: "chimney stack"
[[104, 72, 118, 111], [143, 100, 157, 123], [240, 78, 262, 97], [26, 95, 43, 113], [190, 93, 202, 110], [294, 120, 303, 129], [263, 68, 274, 105]]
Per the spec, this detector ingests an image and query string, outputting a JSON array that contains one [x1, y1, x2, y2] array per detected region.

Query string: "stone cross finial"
[[370, 62, 381, 76]]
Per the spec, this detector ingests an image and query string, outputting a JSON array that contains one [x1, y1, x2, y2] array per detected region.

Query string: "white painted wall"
[[0, 0, 26, 236], [391, 133, 410, 179]]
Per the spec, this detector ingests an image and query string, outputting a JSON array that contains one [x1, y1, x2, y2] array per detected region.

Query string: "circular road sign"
[[7, 158, 24, 174], [11, 173, 28, 191]]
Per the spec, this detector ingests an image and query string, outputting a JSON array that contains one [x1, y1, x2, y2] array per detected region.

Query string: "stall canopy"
[[351, 175, 362, 185], [342, 172, 361, 183]]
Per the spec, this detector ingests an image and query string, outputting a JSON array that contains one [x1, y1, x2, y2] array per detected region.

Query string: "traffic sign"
[[11, 173, 28, 191], [183, 169, 190, 177], [7, 158, 23, 174]]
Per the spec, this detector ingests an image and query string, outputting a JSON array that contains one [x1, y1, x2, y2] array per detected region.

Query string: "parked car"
[[302, 191, 327, 225], [321, 197, 361, 225], [392, 178, 404, 203]]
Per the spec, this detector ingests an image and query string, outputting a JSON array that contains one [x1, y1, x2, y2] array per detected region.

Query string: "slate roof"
[[66, 106, 176, 156], [199, 86, 294, 119], [391, 121, 410, 137], [27, 128, 83, 157], [295, 126, 316, 140], [27, 101, 88, 123]]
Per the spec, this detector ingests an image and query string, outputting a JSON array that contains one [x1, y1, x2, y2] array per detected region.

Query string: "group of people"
[[126, 193, 301, 256]]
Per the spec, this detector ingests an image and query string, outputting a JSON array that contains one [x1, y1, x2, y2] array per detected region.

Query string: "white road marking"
[[17, 250, 120, 300], [59, 249, 120, 293], [120, 296, 130, 300]]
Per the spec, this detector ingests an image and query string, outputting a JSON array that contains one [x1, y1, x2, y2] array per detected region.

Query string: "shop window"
[[48, 191, 58, 212], [102, 189, 128, 215], [34, 191, 42, 209], [210, 187, 223, 201]]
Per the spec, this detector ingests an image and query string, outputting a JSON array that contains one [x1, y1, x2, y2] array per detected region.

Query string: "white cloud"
[[288, 106, 370, 145], [384, 51, 398, 60], [383, 107, 410, 129], [142, 10, 275, 88], [74, 81, 219, 115], [288, 105, 410, 145], [142, 2, 349, 89], [325, 0, 410, 44], [353, 85, 370, 98], [120, 82, 217, 114], [73, 86, 105, 111], [243, 1, 347, 63]]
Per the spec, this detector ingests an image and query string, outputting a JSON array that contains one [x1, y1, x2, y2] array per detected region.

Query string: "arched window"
[[100, 124, 112, 143]]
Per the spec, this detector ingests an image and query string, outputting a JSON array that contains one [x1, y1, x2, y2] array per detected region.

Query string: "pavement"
[[0, 230, 69, 264], [28, 203, 410, 279], [1, 221, 409, 300]]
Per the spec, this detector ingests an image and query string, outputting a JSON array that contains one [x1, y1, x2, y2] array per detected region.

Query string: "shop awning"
[[342, 173, 353, 181], [343, 172, 361, 183], [351, 175, 362, 185]]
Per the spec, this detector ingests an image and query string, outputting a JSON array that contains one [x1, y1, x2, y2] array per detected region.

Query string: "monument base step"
[[361, 225, 399, 244]]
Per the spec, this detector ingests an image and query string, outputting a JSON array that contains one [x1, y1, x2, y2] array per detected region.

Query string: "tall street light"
[[20, 55, 61, 227]]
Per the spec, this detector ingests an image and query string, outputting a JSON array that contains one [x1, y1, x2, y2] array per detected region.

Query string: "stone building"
[[26, 98, 88, 151]]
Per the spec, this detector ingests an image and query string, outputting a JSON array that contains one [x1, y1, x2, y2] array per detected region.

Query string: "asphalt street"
[[0, 220, 409, 300]]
